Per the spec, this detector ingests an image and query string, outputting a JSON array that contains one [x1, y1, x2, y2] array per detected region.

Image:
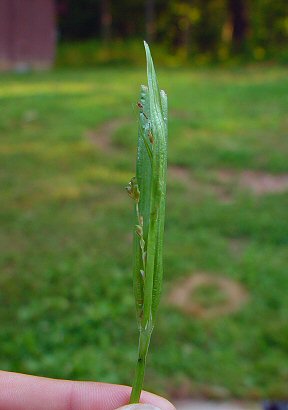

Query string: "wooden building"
[[0, 0, 56, 70]]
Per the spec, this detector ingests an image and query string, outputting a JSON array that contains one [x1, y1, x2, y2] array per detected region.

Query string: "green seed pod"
[[126, 177, 140, 203]]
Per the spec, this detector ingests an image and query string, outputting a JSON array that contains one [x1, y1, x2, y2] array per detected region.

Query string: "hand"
[[117, 405, 164, 409], [0, 371, 175, 410]]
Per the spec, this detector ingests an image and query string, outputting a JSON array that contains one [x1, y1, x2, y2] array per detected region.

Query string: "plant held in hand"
[[126, 42, 168, 404]]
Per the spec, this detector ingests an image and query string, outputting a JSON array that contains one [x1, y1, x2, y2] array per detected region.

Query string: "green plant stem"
[[130, 328, 153, 403]]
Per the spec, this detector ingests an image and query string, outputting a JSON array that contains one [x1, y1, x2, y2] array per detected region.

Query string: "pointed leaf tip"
[[143, 41, 151, 58]]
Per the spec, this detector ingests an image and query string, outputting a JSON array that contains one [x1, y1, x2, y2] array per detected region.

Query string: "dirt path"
[[86, 118, 288, 201], [216, 169, 288, 195], [85, 117, 131, 153], [169, 165, 288, 203]]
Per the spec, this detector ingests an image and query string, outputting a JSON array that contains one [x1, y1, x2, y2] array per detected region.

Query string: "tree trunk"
[[145, 0, 155, 42], [100, 0, 112, 42], [228, 0, 248, 52]]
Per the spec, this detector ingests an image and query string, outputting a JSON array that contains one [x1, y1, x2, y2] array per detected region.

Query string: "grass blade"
[[128, 41, 168, 404]]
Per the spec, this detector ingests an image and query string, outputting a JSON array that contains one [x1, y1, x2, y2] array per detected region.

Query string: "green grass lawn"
[[1, 66, 288, 400]]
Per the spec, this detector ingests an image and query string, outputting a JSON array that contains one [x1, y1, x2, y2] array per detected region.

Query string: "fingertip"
[[140, 390, 176, 410], [117, 404, 175, 410], [116, 405, 161, 410]]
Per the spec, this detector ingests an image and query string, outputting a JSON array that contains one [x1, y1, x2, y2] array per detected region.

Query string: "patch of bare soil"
[[168, 272, 249, 319], [171, 109, 192, 120], [85, 117, 131, 153], [169, 165, 192, 183], [169, 165, 233, 203], [240, 171, 288, 194], [229, 238, 248, 257], [212, 185, 234, 204], [168, 165, 203, 196], [217, 169, 288, 195]]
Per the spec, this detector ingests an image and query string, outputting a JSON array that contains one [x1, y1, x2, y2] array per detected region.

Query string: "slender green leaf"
[[128, 41, 168, 403]]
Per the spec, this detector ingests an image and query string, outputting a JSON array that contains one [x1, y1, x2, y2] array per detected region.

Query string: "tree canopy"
[[57, 0, 288, 62]]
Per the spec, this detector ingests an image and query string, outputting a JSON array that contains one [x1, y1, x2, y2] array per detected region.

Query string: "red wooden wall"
[[0, 0, 56, 70]]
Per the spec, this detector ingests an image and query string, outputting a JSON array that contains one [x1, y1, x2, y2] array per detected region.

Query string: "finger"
[[117, 405, 161, 409], [0, 371, 175, 410]]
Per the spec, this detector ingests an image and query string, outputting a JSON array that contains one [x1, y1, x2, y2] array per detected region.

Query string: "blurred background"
[[0, 0, 288, 404]]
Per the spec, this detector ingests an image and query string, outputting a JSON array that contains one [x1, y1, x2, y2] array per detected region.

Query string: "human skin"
[[117, 405, 161, 409], [0, 371, 175, 410]]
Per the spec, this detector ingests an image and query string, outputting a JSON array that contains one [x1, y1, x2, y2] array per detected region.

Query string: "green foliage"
[[57, 0, 288, 65], [56, 40, 186, 68], [0, 66, 288, 399]]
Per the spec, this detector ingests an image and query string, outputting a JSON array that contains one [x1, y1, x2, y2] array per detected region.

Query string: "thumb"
[[117, 406, 162, 410]]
